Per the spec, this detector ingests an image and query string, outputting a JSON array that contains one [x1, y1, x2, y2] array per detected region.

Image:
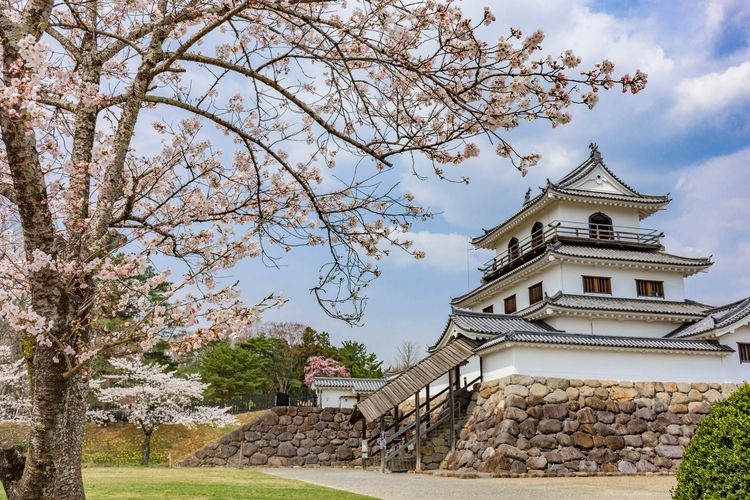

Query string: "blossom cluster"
[[0, 0, 647, 375], [88, 357, 236, 431]]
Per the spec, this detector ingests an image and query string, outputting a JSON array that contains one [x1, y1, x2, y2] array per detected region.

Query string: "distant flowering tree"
[[304, 356, 351, 387], [88, 357, 236, 465], [0, 0, 646, 495], [0, 347, 30, 423]]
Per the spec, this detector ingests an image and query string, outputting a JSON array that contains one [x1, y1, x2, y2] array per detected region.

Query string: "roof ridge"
[[556, 293, 711, 307], [478, 329, 733, 353], [505, 329, 724, 343], [714, 297, 750, 325], [551, 146, 652, 198], [314, 376, 386, 380], [553, 244, 713, 264]]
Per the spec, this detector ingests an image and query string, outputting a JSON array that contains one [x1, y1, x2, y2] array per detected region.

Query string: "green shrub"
[[673, 383, 750, 499]]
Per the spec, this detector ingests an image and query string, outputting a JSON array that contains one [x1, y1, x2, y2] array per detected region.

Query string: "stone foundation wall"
[[442, 375, 737, 476], [180, 406, 377, 467]]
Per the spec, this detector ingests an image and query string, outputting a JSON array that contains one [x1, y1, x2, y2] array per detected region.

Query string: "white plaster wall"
[[491, 200, 644, 255], [491, 204, 557, 258], [481, 349, 517, 381], [319, 388, 354, 409], [474, 263, 562, 313], [554, 201, 641, 229], [481, 345, 735, 383], [559, 263, 686, 301], [545, 317, 679, 338], [473, 260, 688, 315], [459, 355, 482, 386], [423, 356, 482, 396], [718, 326, 750, 383]]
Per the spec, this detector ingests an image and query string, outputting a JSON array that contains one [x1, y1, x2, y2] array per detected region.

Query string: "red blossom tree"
[[0, 0, 645, 497], [304, 356, 351, 387]]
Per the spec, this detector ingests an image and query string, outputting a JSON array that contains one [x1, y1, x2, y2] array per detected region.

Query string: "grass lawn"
[[1, 467, 376, 500]]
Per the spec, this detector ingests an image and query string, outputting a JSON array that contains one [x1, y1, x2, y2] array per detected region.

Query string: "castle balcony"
[[480, 220, 663, 282]]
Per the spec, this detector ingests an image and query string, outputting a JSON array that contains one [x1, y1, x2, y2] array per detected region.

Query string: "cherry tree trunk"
[[2, 342, 89, 499], [141, 430, 153, 466]]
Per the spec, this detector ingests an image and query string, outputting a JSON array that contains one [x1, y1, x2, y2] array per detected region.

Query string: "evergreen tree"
[[337, 341, 384, 378], [197, 342, 270, 401]]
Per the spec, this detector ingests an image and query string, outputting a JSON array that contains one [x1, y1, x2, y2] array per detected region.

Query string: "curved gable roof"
[[471, 147, 670, 249], [666, 297, 750, 339], [431, 308, 555, 350]]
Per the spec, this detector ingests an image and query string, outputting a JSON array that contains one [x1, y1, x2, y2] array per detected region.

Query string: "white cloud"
[[704, 0, 728, 41], [660, 147, 750, 304], [672, 61, 750, 120]]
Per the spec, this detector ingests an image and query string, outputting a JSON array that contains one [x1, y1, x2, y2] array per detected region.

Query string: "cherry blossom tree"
[[88, 356, 235, 465], [304, 355, 350, 387], [0, 0, 646, 496], [0, 346, 30, 423]]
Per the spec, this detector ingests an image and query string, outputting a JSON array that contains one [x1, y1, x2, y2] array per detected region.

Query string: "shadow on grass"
[[82, 467, 377, 500]]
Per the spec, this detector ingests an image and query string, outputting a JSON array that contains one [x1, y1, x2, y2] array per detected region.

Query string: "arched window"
[[531, 222, 544, 248], [508, 237, 520, 261], [589, 212, 613, 240]]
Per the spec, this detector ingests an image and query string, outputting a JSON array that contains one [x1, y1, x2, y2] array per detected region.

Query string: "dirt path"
[[260, 467, 676, 500]]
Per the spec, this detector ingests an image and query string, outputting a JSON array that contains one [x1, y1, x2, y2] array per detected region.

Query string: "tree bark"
[[10, 341, 87, 500], [0, 442, 25, 498], [141, 430, 153, 466], [51, 373, 88, 498]]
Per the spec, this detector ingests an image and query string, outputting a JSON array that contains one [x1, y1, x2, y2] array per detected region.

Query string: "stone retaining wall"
[[180, 406, 376, 467], [442, 375, 737, 476]]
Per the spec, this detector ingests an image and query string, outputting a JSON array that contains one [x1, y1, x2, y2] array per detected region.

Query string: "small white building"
[[430, 144, 750, 385], [311, 377, 386, 409]]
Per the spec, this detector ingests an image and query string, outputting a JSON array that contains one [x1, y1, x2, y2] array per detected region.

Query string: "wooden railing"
[[481, 220, 662, 280], [368, 375, 481, 462]]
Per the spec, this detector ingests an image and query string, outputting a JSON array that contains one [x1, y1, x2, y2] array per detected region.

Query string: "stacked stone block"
[[180, 406, 377, 467], [442, 375, 736, 476]]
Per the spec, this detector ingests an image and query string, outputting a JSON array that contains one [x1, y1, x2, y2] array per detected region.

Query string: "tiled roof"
[[450, 309, 556, 335], [666, 297, 750, 339], [452, 244, 711, 308], [476, 330, 733, 354], [552, 148, 656, 198], [519, 292, 711, 318], [553, 244, 712, 267], [470, 149, 669, 248], [552, 187, 670, 203], [311, 377, 386, 393], [432, 308, 555, 349]]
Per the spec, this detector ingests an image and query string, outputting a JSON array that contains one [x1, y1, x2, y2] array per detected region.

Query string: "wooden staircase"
[[368, 378, 477, 472]]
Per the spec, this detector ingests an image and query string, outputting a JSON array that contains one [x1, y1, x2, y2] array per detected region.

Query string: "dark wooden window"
[[582, 276, 612, 294], [482, 304, 494, 314], [504, 295, 517, 314], [528, 283, 543, 305], [636, 280, 664, 298], [508, 237, 520, 261], [531, 222, 544, 248], [589, 212, 613, 240], [739, 343, 750, 363]]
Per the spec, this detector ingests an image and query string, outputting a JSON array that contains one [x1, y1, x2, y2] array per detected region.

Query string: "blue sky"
[[233, 0, 750, 365]]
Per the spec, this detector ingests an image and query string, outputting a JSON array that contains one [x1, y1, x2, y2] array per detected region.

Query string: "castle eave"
[[471, 188, 669, 250], [474, 330, 733, 356], [517, 293, 710, 323]]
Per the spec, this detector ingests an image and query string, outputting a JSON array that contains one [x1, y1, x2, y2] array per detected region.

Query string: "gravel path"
[[259, 468, 676, 500]]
